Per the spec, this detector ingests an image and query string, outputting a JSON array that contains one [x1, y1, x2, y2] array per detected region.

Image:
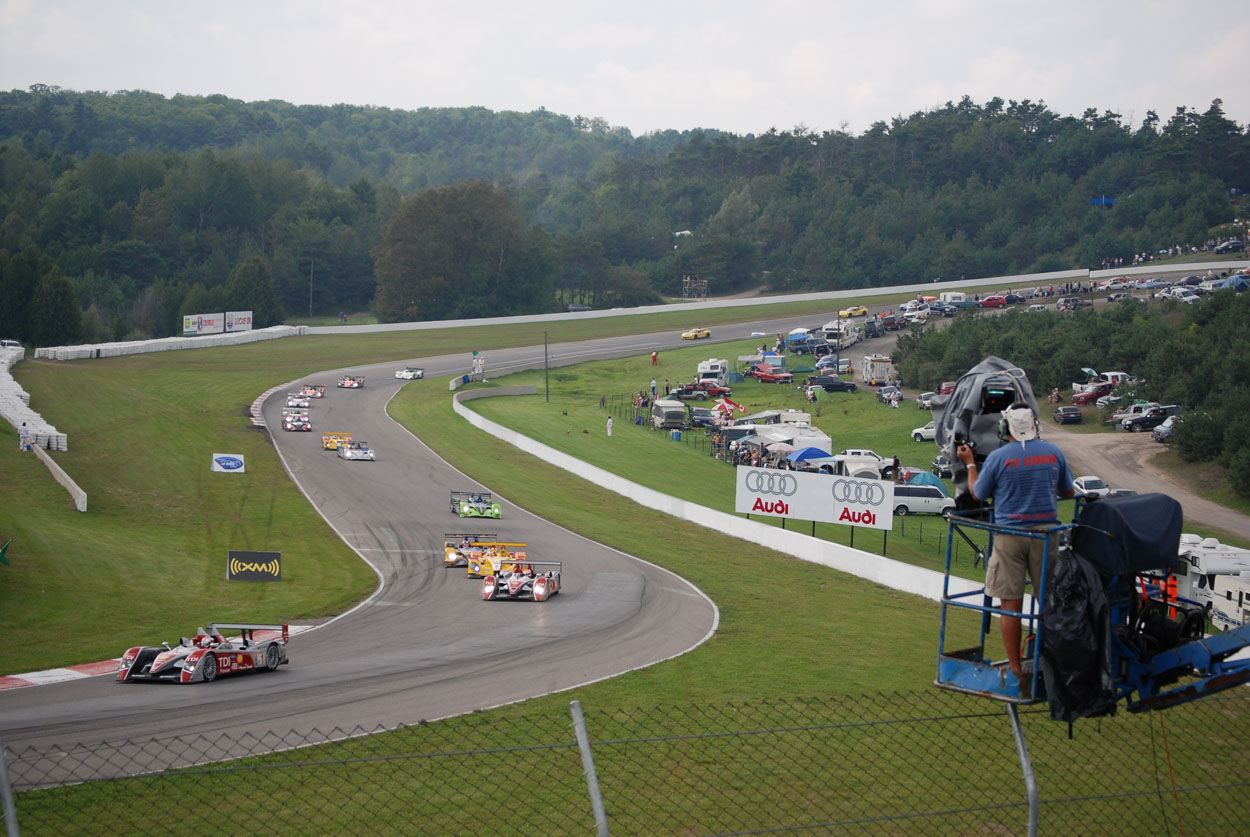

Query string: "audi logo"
[[744, 471, 798, 496], [831, 479, 886, 506]]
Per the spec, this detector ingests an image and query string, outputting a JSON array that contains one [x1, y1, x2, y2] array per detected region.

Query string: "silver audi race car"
[[395, 366, 425, 380], [117, 623, 290, 684], [338, 440, 375, 461], [483, 561, 562, 602]]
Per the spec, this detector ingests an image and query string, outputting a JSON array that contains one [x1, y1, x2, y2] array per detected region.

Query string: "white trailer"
[[861, 354, 895, 386], [697, 358, 729, 387]]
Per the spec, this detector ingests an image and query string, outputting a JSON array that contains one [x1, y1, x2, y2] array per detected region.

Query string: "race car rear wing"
[[444, 532, 498, 543], [206, 623, 290, 645], [450, 491, 493, 501], [469, 542, 527, 549]]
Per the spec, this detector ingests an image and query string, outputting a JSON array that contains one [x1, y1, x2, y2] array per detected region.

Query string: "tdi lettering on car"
[[734, 466, 893, 531]]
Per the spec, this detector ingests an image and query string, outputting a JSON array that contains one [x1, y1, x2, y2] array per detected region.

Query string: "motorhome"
[[1172, 534, 1250, 631], [861, 354, 896, 386], [696, 358, 730, 388]]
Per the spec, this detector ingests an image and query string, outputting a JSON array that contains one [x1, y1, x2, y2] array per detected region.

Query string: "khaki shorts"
[[985, 532, 1058, 601]]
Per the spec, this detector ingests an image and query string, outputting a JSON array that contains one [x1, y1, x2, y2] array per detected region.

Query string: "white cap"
[[1004, 405, 1038, 442]]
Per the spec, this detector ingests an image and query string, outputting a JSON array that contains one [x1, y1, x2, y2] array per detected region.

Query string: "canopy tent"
[[786, 446, 833, 463], [766, 442, 796, 453], [898, 468, 948, 493], [788, 327, 809, 335]]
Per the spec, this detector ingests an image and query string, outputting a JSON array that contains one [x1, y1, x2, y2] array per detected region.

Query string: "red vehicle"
[[749, 363, 793, 384], [692, 380, 732, 397], [1072, 383, 1115, 405], [979, 295, 1007, 308], [939, 381, 956, 395]]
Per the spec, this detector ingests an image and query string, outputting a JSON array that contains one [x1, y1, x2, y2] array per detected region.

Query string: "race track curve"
[[0, 313, 836, 779]]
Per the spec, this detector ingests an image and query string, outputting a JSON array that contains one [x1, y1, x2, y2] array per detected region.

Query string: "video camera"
[[932, 356, 1040, 509]]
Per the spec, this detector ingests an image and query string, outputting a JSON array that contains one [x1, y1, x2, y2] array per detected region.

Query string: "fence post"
[[0, 740, 19, 837], [1006, 704, 1039, 837], [570, 701, 609, 837]]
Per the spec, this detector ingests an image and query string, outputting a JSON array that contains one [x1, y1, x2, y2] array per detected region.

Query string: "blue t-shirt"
[[974, 438, 1074, 526]]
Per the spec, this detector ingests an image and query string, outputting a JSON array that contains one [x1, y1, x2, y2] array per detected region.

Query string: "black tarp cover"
[[1070, 494, 1183, 576]]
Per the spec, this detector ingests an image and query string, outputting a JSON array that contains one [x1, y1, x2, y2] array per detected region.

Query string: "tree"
[[374, 181, 557, 322], [27, 269, 81, 346], [224, 256, 283, 327]]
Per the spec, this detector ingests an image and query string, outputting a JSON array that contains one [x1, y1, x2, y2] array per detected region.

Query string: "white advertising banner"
[[734, 466, 894, 531], [225, 310, 254, 332], [211, 453, 246, 473], [183, 313, 225, 336]]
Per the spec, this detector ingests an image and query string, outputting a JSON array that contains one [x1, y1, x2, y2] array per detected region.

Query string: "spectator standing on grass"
[[650, 379, 657, 400], [606, 416, 613, 437], [18, 422, 31, 450]]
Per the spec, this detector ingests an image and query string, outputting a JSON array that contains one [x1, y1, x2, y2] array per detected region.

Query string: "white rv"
[[1173, 534, 1250, 632], [697, 358, 730, 388]]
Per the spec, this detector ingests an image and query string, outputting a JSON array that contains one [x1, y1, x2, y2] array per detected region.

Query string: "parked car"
[[1121, 406, 1177, 433], [748, 363, 793, 384], [979, 295, 1008, 308], [880, 313, 904, 331], [892, 484, 956, 516], [931, 454, 953, 479], [1138, 278, 1170, 290], [689, 407, 717, 429], [1026, 303, 1048, 312], [911, 421, 936, 442], [1073, 383, 1114, 405], [1215, 240, 1245, 254], [930, 301, 957, 317], [1152, 415, 1176, 443], [875, 385, 901, 403], [807, 375, 858, 393], [1056, 297, 1092, 311], [939, 381, 956, 395], [1053, 406, 1082, 424], [1107, 292, 1136, 303], [1003, 293, 1026, 304], [1172, 288, 1201, 304], [1073, 475, 1112, 497], [916, 391, 937, 409]]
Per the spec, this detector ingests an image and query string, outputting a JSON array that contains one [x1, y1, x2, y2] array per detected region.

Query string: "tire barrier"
[[1, 346, 67, 451]]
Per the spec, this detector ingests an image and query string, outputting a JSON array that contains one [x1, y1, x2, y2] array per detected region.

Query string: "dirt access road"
[[1048, 422, 1250, 541]]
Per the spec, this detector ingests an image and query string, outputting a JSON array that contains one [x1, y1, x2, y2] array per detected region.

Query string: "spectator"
[[606, 416, 613, 437]]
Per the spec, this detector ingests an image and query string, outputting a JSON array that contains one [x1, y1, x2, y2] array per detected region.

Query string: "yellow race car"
[[443, 533, 497, 568], [681, 327, 711, 340], [839, 306, 868, 318], [465, 542, 529, 578], [321, 431, 352, 450]]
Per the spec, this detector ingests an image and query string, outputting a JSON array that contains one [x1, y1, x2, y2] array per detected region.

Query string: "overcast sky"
[[2, 1, 1247, 137]]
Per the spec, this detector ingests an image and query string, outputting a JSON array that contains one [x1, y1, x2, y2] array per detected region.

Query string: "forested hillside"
[[1, 86, 1247, 344]]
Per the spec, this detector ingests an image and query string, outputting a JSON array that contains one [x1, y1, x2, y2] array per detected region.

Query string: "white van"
[[651, 399, 688, 430], [892, 484, 955, 516]]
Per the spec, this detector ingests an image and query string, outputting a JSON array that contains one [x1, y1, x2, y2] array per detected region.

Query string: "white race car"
[[286, 393, 311, 408], [395, 367, 425, 380], [338, 440, 375, 461]]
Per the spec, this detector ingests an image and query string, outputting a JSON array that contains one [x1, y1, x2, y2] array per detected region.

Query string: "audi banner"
[[734, 466, 894, 531]]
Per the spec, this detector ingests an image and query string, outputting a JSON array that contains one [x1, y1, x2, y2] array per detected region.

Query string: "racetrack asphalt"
[[0, 312, 842, 780]]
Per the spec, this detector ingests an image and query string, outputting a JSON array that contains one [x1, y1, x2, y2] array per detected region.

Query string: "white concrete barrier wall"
[[33, 325, 305, 361], [453, 386, 984, 604], [32, 445, 87, 512]]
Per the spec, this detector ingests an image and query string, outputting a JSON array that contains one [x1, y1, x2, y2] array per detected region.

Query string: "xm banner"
[[734, 466, 894, 531], [227, 550, 282, 581]]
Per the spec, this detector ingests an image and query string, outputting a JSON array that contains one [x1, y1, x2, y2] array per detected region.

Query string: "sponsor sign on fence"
[[211, 453, 246, 473], [225, 310, 254, 332], [183, 313, 225, 336], [734, 466, 893, 530], [227, 550, 281, 581]]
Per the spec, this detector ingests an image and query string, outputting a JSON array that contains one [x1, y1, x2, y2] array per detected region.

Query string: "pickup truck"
[[1121, 405, 1179, 433]]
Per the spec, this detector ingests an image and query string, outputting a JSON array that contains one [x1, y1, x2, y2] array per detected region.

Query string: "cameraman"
[[955, 402, 1075, 688]]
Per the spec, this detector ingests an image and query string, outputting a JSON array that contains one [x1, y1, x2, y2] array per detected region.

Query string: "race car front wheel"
[[201, 653, 218, 683]]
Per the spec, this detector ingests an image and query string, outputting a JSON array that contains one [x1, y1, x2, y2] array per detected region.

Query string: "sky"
[[2, 0, 1248, 138]]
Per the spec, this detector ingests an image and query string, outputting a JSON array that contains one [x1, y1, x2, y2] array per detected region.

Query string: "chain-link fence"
[[4, 688, 1248, 835]]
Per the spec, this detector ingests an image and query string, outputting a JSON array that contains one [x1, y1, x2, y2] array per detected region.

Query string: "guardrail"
[[452, 386, 982, 603]]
